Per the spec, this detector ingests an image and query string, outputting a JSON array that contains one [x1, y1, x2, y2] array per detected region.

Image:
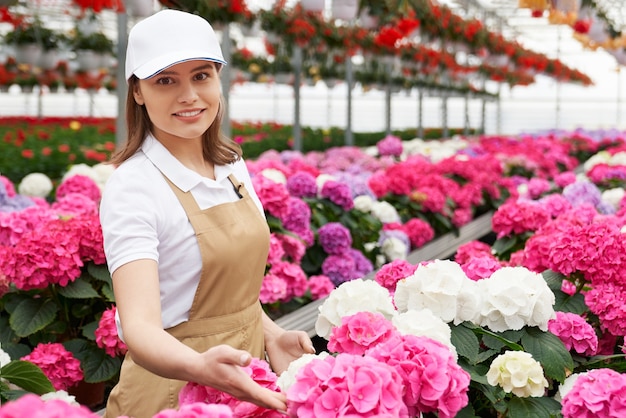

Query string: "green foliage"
[[0, 261, 120, 386], [0, 360, 55, 403]]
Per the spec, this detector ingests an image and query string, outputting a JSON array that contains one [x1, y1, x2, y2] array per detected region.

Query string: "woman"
[[99, 9, 314, 418]]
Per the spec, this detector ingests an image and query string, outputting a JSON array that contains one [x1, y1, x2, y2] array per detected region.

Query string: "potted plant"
[[72, 31, 114, 71], [4, 20, 60, 66]]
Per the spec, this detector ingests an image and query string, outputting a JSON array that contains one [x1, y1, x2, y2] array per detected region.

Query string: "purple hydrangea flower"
[[318, 222, 352, 255], [286, 172, 318, 198]]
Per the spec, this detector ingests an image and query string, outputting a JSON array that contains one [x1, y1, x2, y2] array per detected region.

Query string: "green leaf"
[[88, 263, 113, 284], [9, 298, 58, 338], [1, 360, 55, 394], [521, 327, 574, 383], [451, 323, 480, 364], [554, 291, 587, 315], [507, 396, 562, 418], [77, 346, 122, 383], [101, 283, 115, 303], [57, 279, 100, 299], [542, 270, 566, 291]]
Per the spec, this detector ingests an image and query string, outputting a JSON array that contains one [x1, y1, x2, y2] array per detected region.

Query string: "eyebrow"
[[157, 63, 216, 76]]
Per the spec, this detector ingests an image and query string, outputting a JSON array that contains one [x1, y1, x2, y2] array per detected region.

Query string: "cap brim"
[[133, 51, 227, 80]]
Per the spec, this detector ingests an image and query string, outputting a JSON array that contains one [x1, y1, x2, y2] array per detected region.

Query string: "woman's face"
[[133, 60, 221, 144]]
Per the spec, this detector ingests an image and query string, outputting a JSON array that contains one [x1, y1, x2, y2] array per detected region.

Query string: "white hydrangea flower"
[[276, 352, 330, 392], [610, 151, 626, 166], [260, 168, 287, 184], [486, 351, 548, 397], [91, 162, 116, 190], [315, 173, 336, 193], [17, 172, 53, 198], [602, 188, 625, 210], [392, 309, 457, 358], [554, 372, 586, 402], [315, 279, 396, 340], [393, 259, 471, 323], [582, 150, 610, 171], [381, 236, 409, 262], [353, 194, 375, 213], [62, 163, 98, 183], [0, 343, 11, 368], [477, 266, 555, 332], [371, 200, 401, 224], [41, 390, 79, 405]]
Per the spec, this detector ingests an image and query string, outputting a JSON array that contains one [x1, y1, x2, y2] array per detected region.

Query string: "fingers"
[[299, 332, 316, 354]]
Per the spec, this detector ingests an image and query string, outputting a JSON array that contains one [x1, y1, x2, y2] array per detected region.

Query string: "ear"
[[133, 84, 145, 106]]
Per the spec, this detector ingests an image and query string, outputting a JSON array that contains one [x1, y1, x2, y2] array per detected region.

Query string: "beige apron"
[[104, 174, 270, 418]]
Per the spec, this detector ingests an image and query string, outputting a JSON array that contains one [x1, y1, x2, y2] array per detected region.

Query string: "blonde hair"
[[108, 74, 242, 166]]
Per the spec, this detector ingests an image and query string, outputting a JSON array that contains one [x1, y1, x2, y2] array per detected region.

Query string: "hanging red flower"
[[72, 0, 123, 13]]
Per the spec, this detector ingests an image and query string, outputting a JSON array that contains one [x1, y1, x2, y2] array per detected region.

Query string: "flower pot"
[[75, 50, 105, 71], [14, 43, 42, 66], [331, 0, 358, 21], [301, 0, 325, 12], [40, 50, 61, 70], [358, 9, 379, 29], [68, 380, 106, 410], [127, 0, 154, 17]]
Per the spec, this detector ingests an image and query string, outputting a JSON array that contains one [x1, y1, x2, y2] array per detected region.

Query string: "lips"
[[174, 109, 204, 117]]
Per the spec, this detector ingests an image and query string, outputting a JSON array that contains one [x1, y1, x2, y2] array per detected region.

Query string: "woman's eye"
[[194, 72, 210, 81], [155, 77, 174, 85]]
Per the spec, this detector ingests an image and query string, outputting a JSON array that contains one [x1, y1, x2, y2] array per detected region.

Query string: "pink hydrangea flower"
[[0, 175, 16, 197], [21, 343, 84, 391], [366, 334, 470, 418], [259, 273, 288, 304], [585, 282, 626, 336], [461, 255, 503, 281], [95, 306, 128, 357], [268, 261, 308, 301], [275, 233, 306, 264], [376, 135, 403, 157], [454, 240, 493, 265], [251, 175, 290, 220], [491, 200, 550, 239], [307, 274, 334, 300], [562, 368, 626, 418], [374, 259, 416, 295], [328, 311, 399, 356], [286, 353, 409, 417], [0, 394, 98, 418], [56, 174, 101, 203], [548, 312, 598, 356], [153, 403, 233, 418], [267, 234, 286, 265], [51, 193, 99, 216], [179, 358, 283, 418]]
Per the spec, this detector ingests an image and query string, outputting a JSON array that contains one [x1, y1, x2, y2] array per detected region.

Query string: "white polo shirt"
[[99, 135, 265, 335]]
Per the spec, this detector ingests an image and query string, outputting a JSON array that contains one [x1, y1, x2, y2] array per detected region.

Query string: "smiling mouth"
[[174, 109, 204, 117]]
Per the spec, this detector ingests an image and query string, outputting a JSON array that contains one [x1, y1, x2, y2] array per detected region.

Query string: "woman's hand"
[[197, 345, 288, 411], [265, 329, 315, 375]]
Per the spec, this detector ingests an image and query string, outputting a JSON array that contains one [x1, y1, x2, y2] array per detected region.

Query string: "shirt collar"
[[141, 134, 233, 192]]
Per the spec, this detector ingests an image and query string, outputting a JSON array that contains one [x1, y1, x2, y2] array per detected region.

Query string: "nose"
[[177, 80, 198, 103]]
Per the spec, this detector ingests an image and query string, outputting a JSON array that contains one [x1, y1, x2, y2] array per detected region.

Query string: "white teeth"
[[176, 110, 201, 117]]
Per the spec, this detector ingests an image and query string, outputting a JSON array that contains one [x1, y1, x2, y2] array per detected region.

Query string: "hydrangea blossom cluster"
[[0, 394, 99, 418], [584, 282, 626, 336], [486, 351, 548, 397], [56, 174, 102, 203], [317, 222, 352, 255], [376, 134, 404, 157], [327, 311, 398, 355], [153, 403, 233, 418], [315, 279, 396, 340], [561, 368, 626, 418], [17, 172, 54, 198], [374, 259, 417, 295], [179, 358, 283, 418], [286, 353, 409, 417], [367, 334, 470, 418], [491, 200, 550, 239], [548, 311, 598, 356], [21, 343, 84, 391], [0, 176, 36, 213], [95, 306, 128, 358]]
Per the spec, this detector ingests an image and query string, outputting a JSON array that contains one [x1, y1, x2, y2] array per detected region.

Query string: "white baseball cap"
[[125, 9, 227, 81]]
